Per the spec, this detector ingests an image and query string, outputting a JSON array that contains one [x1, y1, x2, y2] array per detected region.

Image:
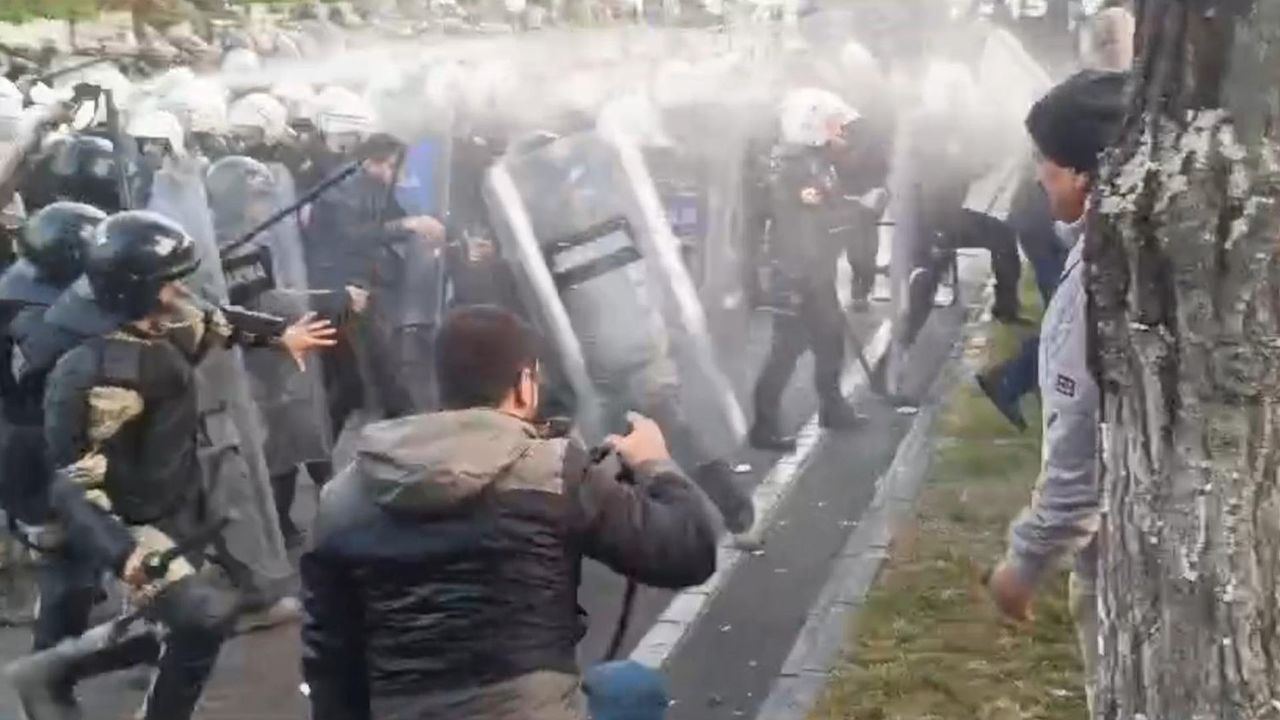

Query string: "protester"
[[301, 304, 718, 720], [986, 69, 1129, 710]]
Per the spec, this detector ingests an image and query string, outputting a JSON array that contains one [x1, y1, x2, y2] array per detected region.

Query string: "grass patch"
[[810, 305, 1085, 720]]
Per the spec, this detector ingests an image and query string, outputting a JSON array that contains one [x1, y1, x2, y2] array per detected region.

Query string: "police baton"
[[218, 160, 361, 259], [108, 513, 236, 642]]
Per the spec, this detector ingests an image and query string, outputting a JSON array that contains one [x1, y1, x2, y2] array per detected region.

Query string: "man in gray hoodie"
[[301, 304, 718, 720], [986, 70, 1128, 709]]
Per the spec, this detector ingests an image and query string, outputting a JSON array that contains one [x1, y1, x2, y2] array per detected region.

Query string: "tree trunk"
[[1092, 1, 1280, 718]]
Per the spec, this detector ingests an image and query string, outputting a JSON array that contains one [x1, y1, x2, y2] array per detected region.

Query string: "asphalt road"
[[0, 259, 977, 720]]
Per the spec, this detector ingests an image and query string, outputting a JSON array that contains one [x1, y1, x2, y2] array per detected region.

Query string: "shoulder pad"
[[99, 335, 144, 385]]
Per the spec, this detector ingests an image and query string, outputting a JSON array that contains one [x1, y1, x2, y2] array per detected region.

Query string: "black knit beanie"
[[1025, 70, 1129, 175]]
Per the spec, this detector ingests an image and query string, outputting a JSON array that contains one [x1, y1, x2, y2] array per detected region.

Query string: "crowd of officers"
[[0, 1, 1137, 719]]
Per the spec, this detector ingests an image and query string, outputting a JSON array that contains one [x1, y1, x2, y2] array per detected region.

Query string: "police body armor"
[[68, 334, 201, 523], [0, 266, 65, 527], [761, 145, 846, 309]]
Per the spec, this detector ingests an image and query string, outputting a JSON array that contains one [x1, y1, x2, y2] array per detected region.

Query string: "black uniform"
[[0, 202, 108, 651], [5, 211, 290, 720], [751, 144, 861, 444]]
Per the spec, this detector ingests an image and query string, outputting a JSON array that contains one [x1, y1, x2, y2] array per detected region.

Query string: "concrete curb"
[[630, 319, 894, 669], [752, 258, 997, 720], [752, 347, 960, 720]]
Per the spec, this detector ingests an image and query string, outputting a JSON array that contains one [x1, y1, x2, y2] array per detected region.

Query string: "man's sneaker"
[[975, 370, 1028, 432], [235, 596, 303, 635], [819, 403, 866, 430], [748, 423, 797, 453]]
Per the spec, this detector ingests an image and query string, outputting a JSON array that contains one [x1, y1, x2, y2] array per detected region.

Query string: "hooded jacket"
[[301, 408, 718, 720]]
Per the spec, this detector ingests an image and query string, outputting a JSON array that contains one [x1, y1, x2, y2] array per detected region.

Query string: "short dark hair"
[[356, 133, 405, 163], [435, 305, 540, 410]]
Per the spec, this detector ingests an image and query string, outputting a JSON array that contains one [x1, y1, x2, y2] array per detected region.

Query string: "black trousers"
[[841, 215, 879, 302], [15, 504, 239, 720], [903, 208, 1022, 346], [752, 282, 846, 428], [270, 461, 333, 540]]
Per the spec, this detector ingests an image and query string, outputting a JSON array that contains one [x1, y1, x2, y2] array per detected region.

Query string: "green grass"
[[0, 0, 97, 23], [810, 283, 1086, 720]]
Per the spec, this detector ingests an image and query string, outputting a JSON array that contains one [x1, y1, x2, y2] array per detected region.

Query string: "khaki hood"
[[353, 408, 539, 517]]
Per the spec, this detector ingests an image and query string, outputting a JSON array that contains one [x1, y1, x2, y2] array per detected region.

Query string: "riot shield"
[[484, 131, 745, 453], [206, 155, 334, 475], [264, 161, 310, 292], [148, 162, 294, 597], [147, 162, 225, 304]]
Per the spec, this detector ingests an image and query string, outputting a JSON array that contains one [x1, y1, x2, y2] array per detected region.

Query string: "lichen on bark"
[[1091, 13, 1280, 715]]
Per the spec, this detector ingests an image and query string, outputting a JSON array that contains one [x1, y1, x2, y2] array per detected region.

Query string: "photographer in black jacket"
[[301, 304, 718, 720]]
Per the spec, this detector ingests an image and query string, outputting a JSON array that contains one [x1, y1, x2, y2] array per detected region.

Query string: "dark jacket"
[[301, 408, 718, 720], [303, 169, 413, 294], [767, 145, 848, 288]]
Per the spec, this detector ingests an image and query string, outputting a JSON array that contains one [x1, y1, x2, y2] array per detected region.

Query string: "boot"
[[694, 461, 755, 535], [819, 401, 865, 430], [975, 368, 1028, 431], [749, 420, 797, 453], [7, 622, 159, 720]]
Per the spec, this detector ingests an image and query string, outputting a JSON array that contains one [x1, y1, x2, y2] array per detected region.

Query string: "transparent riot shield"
[[148, 162, 294, 593], [265, 161, 311, 291], [484, 131, 745, 453]]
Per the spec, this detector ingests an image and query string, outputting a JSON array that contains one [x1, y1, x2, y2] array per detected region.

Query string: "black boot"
[[749, 420, 797, 453], [975, 368, 1028, 431], [694, 461, 755, 534], [820, 401, 865, 430]]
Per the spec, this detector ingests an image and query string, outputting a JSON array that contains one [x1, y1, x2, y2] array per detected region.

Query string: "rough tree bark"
[[1091, 0, 1280, 718]]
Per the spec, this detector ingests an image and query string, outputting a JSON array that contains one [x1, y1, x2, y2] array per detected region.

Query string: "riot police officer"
[[0, 202, 105, 651], [750, 88, 866, 452], [6, 211, 334, 720]]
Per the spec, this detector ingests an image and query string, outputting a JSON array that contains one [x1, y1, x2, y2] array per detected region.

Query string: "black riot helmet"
[[86, 211, 199, 320], [50, 135, 121, 213], [19, 201, 106, 286]]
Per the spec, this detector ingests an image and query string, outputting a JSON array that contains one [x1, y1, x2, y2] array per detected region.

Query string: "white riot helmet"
[[228, 92, 289, 147], [0, 78, 24, 141], [597, 93, 673, 148], [778, 87, 861, 147], [128, 108, 186, 158], [315, 85, 375, 153], [222, 48, 262, 76], [270, 81, 318, 129], [159, 79, 229, 135]]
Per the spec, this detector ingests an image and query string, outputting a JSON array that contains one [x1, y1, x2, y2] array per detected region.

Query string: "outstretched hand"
[[281, 312, 337, 370]]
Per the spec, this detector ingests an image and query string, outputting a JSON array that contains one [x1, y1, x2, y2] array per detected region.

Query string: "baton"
[[103, 88, 133, 211], [108, 513, 236, 641], [219, 160, 360, 259]]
